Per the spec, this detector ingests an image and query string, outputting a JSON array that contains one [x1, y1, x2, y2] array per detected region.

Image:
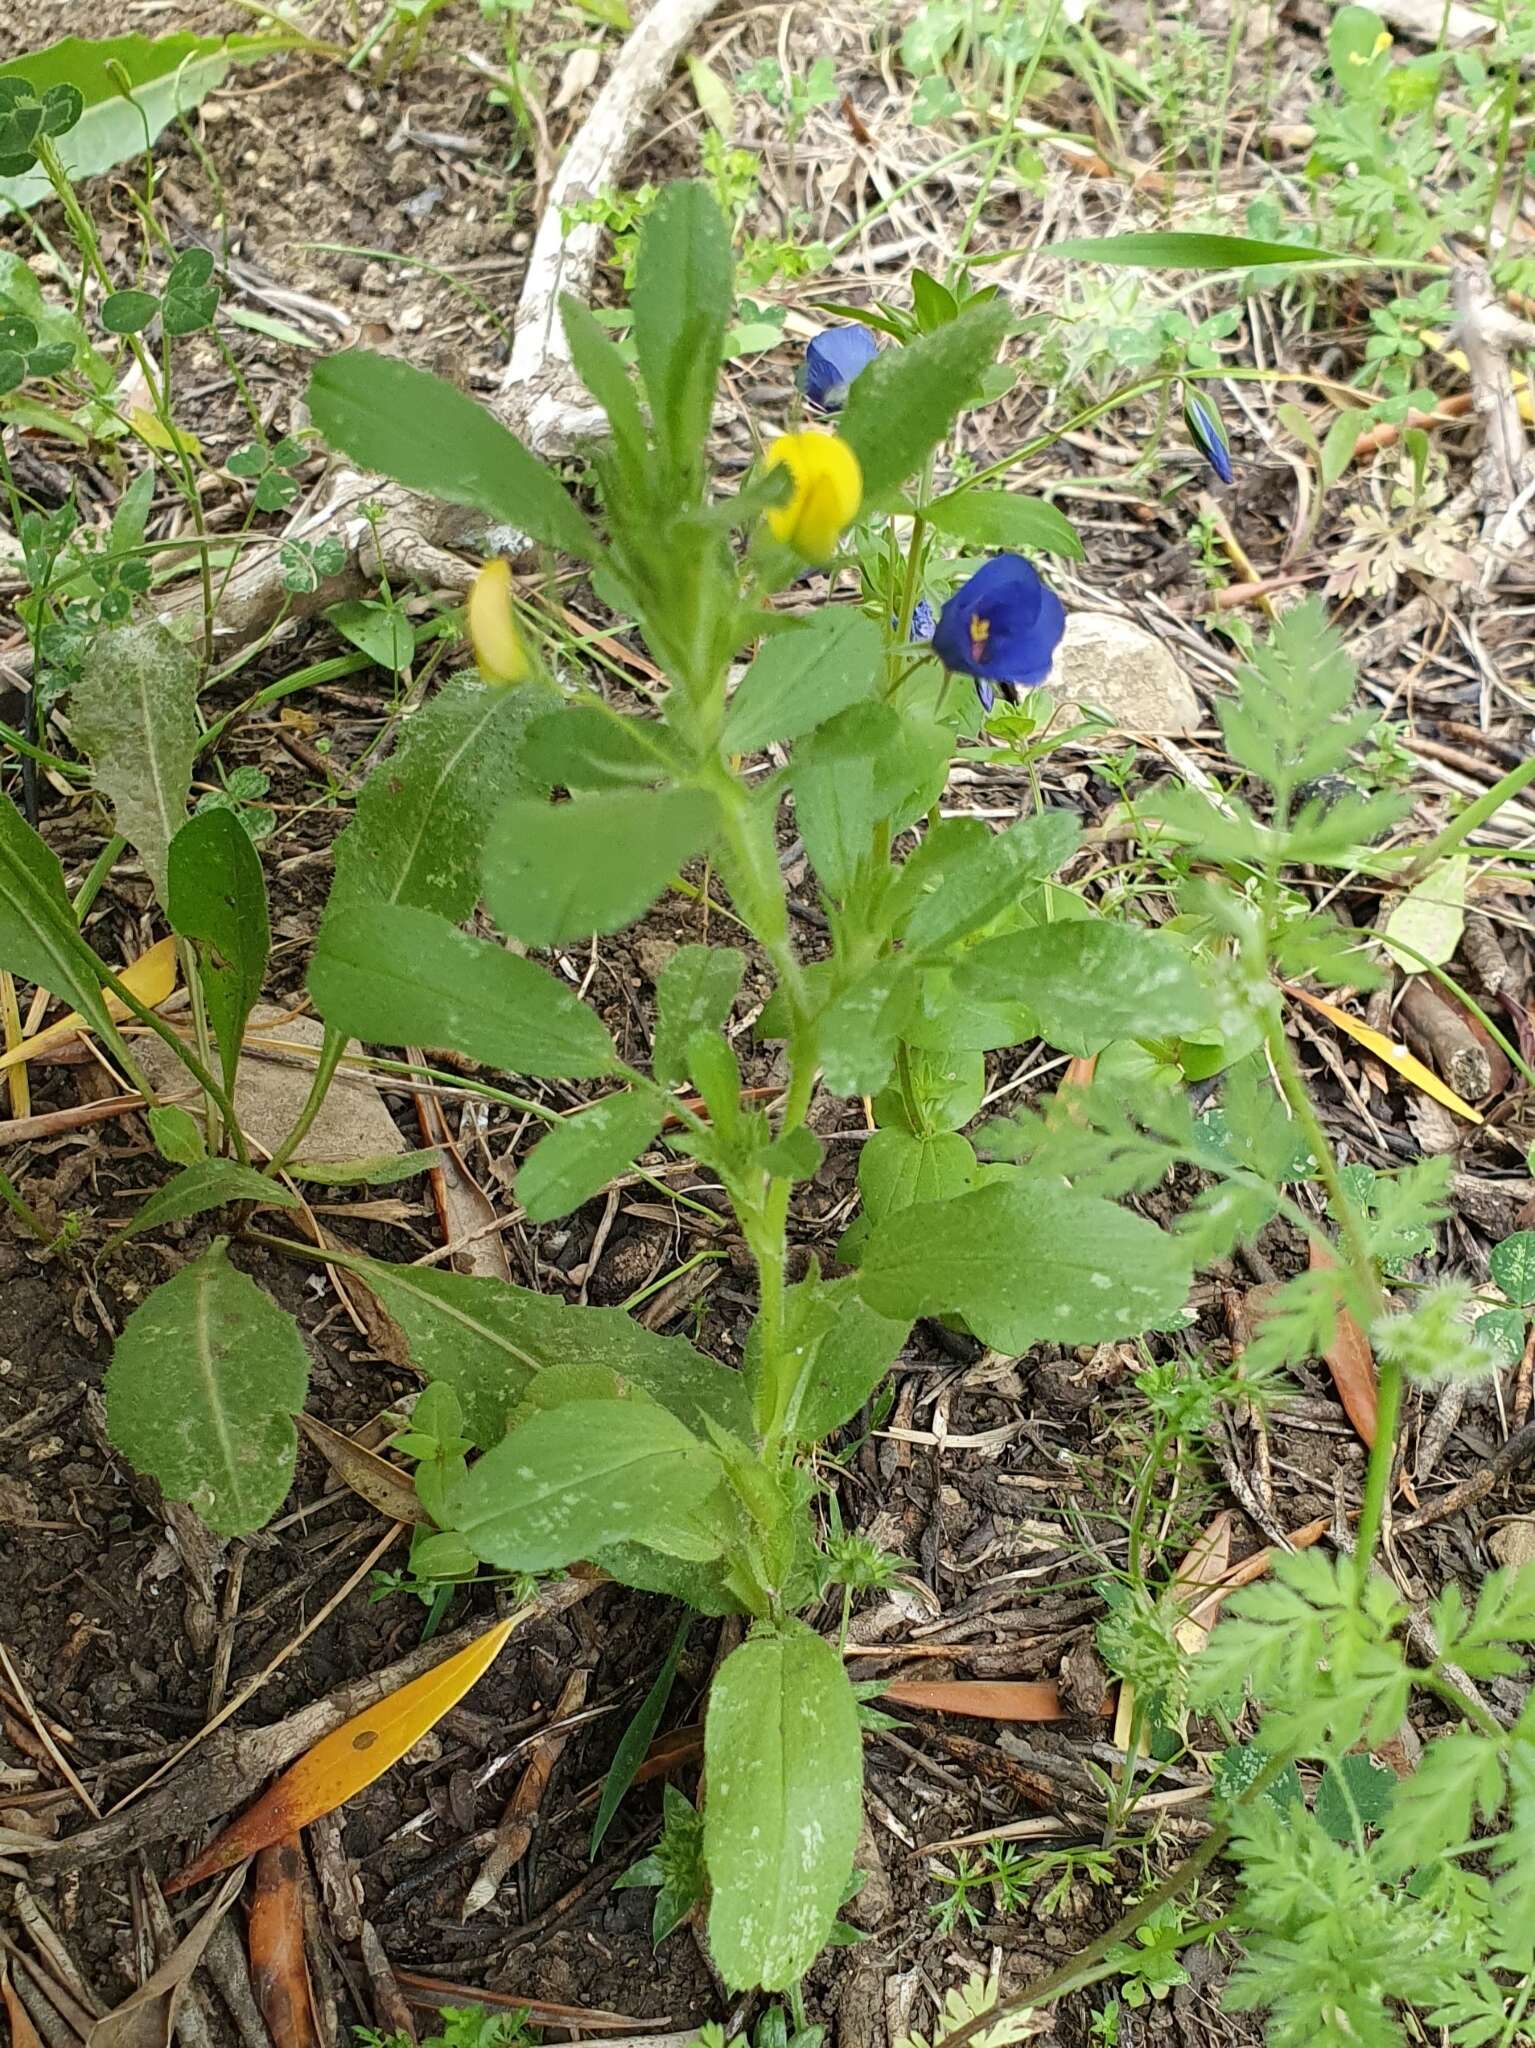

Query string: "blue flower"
[[910, 597, 936, 642], [1183, 388, 1233, 484], [803, 325, 878, 412], [932, 555, 1065, 712]]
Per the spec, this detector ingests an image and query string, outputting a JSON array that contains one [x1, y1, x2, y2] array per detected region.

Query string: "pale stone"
[[1051, 611, 1203, 736]]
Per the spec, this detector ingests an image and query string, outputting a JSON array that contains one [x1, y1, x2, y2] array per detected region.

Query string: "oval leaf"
[[704, 1621, 863, 1991], [957, 921, 1210, 1056], [104, 1239, 309, 1536], [309, 902, 618, 1079], [483, 787, 717, 947], [515, 1088, 666, 1223], [924, 488, 1083, 559], [73, 618, 200, 906], [723, 610, 882, 753]]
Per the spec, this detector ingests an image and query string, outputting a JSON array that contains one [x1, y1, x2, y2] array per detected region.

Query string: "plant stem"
[[1401, 754, 1535, 883], [0, 1165, 50, 1244], [265, 1026, 348, 1175]]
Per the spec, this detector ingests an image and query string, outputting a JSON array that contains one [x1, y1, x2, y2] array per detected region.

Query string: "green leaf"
[[858, 1128, 976, 1225], [309, 902, 618, 1078], [957, 921, 1210, 1056], [631, 181, 732, 479], [148, 1104, 205, 1165], [900, 808, 1079, 956], [283, 1147, 442, 1187], [0, 32, 282, 210], [72, 618, 199, 907], [522, 704, 678, 791], [1475, 1307, 1526, 1366], [104, 1238, 309, 1536], [704, 1620, 864, 1991], [560, 293, 649, 472], [167, 807, 269, 1099], [653, 944, 745, 1088], [1051, 231, 1346, 269], [515, 1089, 666, 1222], [872, 1047, 985, 1135], [723, 610, 883, 753], [124, 1158, 300, 1239], [483, 788, 717, 946], [792, 702, 950, 900], [324, 598, 414, 673], [351, 1254, 751, 1446], [839, 300, 1010, 503], [305, 350, 598, 560], [160, 247, 219, 336], [857, 1177, 1192, 1351], [100, 288, 159, 335], [1492, 1233, 1535, 1307], [591, 1617, 690, 1856], [446, 1397, 724, 1571], [0, 796, 120, 1047], [327, 672, 544, 926], [924, 488, 1084, 560], [1314, 1753, 1395, 1841], [770, 1272, 910, 1444]]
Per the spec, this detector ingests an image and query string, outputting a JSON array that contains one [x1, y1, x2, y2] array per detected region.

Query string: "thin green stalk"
[[1402, 754, 1535, 882], [175, 936, 222, 1153], [97, 966, 249, 1159], [73, 835, 127, 920], [264, 1026, 347, 1175], [1351, 1351, 1403, 1600], [0, 1166, 49, 1244]]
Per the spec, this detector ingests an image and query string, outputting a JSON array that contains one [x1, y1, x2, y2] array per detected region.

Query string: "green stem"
[[757, 1036, 820, 1461], [0, 1166, 50, 1244], [265, 1025, 347, 1175], [1401, 754, 1535, 883], [1351, 1351, 1402, 1601]]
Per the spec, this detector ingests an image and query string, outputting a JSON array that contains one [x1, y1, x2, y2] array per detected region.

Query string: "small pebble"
[[357, 113, 379, 141]]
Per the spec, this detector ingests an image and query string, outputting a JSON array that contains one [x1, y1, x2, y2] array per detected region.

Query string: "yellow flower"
[[466, 558, 530, 685], [764, 431, 863, 561]]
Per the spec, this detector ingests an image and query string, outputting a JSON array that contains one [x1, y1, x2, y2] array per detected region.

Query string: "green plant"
[[356, 2005, 538, 2048]]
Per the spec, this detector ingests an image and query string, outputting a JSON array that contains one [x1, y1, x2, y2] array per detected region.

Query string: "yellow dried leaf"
[[0, 935, 178, 1072]]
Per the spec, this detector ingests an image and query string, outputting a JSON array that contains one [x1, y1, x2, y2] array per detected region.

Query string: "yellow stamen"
[[969, 613, 991, 665]]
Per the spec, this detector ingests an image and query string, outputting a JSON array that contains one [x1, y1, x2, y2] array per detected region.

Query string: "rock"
[[1051, 612, 1202, 735]]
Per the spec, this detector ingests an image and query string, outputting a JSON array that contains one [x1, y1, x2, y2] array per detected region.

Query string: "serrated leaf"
[[125, 1158, 300, 1239], [72, 617, 199, 905], [515, 1088, 666, 1222], [857, 1177, 1192, 1351], [704, 1620, 863, 1990], [483, 788, 717, 946], [447, 1397, 723, 1570], [839, 300, 1010, 503], [167, 807, 269, 1098], [306, 349, 597, 560], [0, 796, 123, 1049], [723, 610, 882, 753], [104, 1239, 309, 1535], [309, 902, 618, 1078], [653, 944, 745, 1087], [924, 488, 1084, 560], [957, 919, 1209, 1056], [326, 672, 544, 926]]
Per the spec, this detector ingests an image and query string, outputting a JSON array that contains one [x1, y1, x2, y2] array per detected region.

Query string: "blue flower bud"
[[803, 325, 878, 413], [932, 555, 1065, 711], [1183, 388, 1233, 484]]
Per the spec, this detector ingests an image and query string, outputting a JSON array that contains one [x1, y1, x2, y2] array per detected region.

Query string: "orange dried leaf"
[[2, 1960, 46, 2048], [880, 1679, 1081, 1721], [165, 1618, 518, 1894], [249, 1839, 319, 2048], [0, 936, 178, 1073], [1310, 1240, 1378, 1447], [1282, 981, 1483, 1125]]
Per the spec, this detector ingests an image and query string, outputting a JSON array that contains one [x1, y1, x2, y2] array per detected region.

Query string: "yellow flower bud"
[[764, 431, 863, 562], [466, 559, 530, 685]]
